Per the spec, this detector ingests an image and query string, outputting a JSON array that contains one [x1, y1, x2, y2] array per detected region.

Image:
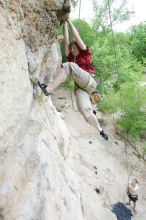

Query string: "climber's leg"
[[62, 62, 97, 94], [133, 201, 137, 214], [75, 88, 108, 140], [47, 67, 68, 93], [76, 88, 101, 131], [38, 62, 97, 95], [38, 67, 68, 95]]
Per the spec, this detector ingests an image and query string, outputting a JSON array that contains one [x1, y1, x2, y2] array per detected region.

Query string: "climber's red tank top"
[[67, 47, 96, 75]]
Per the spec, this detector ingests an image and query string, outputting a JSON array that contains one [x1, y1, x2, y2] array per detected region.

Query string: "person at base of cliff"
[[125, 177, 139, 214], [38, 19, 108, 141]]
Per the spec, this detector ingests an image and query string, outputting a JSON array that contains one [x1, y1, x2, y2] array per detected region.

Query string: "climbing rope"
[[78, 0, 82, 33], [107, 0, 130, 184], [78, 0, 82, 20]]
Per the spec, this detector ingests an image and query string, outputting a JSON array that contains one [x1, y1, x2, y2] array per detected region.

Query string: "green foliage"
[[91, 15, 146, 141], [100, 80, 146, 139], [130, 23, 146, 64], [63, 78, 74, 90], [99, 92, 121, 113], [91, 31, 142, 93]]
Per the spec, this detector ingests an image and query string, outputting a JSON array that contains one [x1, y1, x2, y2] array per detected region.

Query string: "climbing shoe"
[[100, 130, 108, 140], [38, 81, 50, 96]]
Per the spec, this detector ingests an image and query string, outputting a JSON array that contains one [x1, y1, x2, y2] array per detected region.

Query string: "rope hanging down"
[[78, 0, 82, 32], [78, 0, 82, 20], [107, 0, 130, 183]]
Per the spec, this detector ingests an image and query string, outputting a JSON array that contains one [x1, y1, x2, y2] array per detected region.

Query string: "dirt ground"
[[52, 86, 146, 220]]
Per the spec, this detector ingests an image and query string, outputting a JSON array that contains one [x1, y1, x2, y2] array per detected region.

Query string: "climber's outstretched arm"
[[67, 19, 86, 50], [64, 21, 70, 56]]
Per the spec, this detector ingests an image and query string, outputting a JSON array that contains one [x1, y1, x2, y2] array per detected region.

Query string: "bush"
[[63, 78, 74, 90], [100, 80, 146, 139]]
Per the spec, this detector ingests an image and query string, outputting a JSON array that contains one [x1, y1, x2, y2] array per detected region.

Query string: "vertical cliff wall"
[[0, 1, 84, 220]]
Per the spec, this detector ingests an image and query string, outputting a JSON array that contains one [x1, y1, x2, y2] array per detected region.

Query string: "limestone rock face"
[[0, 1, 82, 220]]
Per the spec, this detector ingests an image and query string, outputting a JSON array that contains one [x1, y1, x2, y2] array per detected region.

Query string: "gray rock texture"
[[0, 1, 80, 220]]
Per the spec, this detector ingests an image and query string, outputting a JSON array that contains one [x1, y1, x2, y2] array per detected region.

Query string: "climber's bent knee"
[[62, 62, 89, 86], [76, 88, 93, 118], [62, 62, 97, 94], [62, 62, 80, 76], [80, 108, 93, 119]]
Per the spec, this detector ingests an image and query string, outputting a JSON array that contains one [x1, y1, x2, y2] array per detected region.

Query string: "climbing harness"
[[83, 75, 96, 92]]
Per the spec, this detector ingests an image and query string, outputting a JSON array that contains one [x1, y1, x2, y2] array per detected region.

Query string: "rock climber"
[[38, 19, 108, 140]]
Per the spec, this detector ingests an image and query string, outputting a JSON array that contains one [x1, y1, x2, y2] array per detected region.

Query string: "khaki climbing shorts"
[[62, 62, 97, 118], [75, 88, 94, 118], [62, 62, 97, 94]]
